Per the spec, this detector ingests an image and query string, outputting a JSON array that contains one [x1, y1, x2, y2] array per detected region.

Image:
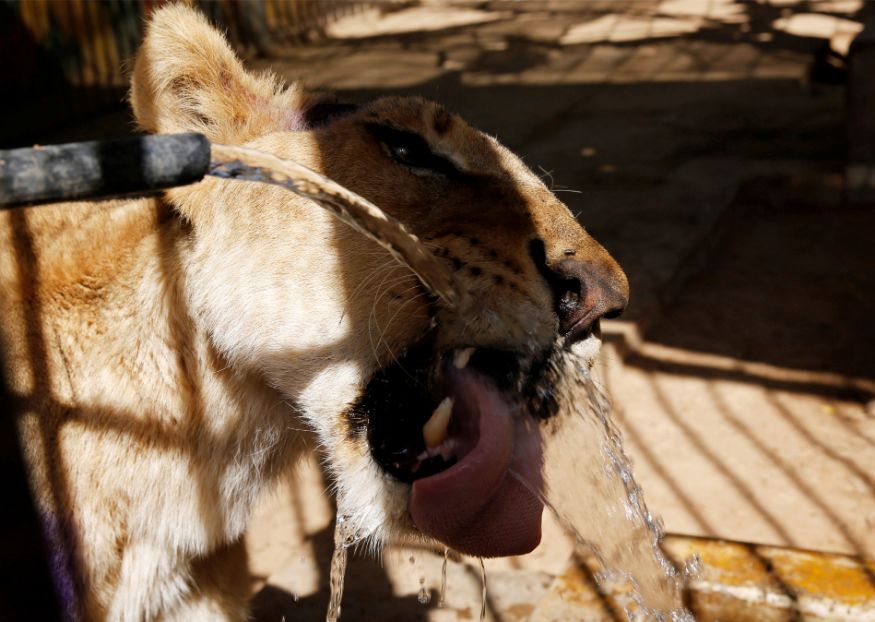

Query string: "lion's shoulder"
[[0, 197, 165, 296]]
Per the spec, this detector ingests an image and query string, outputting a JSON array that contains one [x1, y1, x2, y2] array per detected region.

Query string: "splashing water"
[[513, 355, 695, 621], [325, 525, 347, 622], [417, 577, 431, 605], [479, 558, 488, 622], [438, 548, 449, 608], [326, 513, 372, 622]]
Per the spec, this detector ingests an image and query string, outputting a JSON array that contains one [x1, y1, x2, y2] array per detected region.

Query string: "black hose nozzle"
[[0, 133, 211, 207]]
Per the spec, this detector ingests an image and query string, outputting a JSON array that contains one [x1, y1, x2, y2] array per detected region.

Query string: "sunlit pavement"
[[238, 2, 875, 620]]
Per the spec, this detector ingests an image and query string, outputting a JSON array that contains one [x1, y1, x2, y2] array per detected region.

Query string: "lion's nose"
[[550, 257, 629, 341], [529, 240, 629, 343]]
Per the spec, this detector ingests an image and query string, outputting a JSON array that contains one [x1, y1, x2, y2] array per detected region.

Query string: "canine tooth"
[[423, 397, 453, 448], [453, 347, 475, 370]]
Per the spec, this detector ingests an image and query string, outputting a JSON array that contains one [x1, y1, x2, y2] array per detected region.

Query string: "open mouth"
[[350, 345, 557, 557]]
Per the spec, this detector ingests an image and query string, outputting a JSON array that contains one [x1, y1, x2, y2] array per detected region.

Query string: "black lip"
[[345, 342, 560, 484], [564, 316, 601, 344], [464, 349, 522, 392], [345, 342, 439, 483]]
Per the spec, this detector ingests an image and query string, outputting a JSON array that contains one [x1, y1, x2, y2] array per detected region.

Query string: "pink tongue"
[[409, 371, 544, 557]]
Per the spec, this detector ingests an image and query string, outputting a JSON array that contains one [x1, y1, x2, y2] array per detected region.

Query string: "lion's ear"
[[130, 4, 318, 143]]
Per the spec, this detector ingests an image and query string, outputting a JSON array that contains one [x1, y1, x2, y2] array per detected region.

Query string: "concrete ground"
[[41, 1, 875, 619]]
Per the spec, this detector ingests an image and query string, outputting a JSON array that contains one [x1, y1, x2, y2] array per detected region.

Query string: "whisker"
[[537, 165, 555, 190], [341, 261, 407, 325], [367, 274, 420, 341], [367, 269, 414, 366], [373, 292, 431, 381]]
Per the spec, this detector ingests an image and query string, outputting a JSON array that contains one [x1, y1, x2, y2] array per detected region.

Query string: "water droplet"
[[479, 558, 487, 621], [683, 554, 703, 580], [326, 508, 377, 621], [438, 548, 449, 608], [326, 526, 347, 622], [417, 586, 431, 604]]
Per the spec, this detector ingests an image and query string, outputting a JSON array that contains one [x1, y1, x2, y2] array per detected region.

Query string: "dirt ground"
[[34, 1, 875, 620]]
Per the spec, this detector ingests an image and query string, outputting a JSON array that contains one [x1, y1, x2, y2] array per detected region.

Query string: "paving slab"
[[531, 537, 875, 622], [603, 193, 875, 558]]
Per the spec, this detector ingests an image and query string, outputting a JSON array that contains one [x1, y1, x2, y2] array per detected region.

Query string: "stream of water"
[[325, 513, 373, 622], [513, 356, 696, 621], [439, 548, 448, 608], [207, 150, 694, 621]]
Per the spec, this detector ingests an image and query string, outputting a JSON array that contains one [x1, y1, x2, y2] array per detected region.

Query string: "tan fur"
[[1, 5, 627, 620]]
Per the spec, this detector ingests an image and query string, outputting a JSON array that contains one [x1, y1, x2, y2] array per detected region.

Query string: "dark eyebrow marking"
[[433, 108, 453, 134], [365, 123, 464, 179], [303, 98, 359, 128]]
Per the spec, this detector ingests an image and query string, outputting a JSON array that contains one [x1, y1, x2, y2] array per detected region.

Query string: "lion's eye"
[[366, 123, 461, 178], [389, 143, 419, 166]]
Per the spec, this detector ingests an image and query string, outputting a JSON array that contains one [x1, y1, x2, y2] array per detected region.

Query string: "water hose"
[[0, 133, 211, 206]]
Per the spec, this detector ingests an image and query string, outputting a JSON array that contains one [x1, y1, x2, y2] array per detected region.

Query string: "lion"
[[0, 5, 628, 621]]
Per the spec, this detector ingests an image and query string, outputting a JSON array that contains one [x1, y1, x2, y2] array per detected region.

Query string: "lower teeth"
[[453, 347, 475, 369], [423, 397, 454, 448]]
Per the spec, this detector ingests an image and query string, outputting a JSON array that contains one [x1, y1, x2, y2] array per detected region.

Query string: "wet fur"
[[0, 5, 626, 620]]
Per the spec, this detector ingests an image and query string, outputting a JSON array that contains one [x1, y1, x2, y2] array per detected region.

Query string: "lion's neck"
[[3, 198, 307, 546]]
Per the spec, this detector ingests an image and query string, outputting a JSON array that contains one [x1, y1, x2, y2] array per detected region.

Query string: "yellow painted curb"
[[530, 535, 875, 621]]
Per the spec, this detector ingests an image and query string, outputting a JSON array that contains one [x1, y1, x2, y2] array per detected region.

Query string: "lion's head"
[[131, 6, 628, 558]]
